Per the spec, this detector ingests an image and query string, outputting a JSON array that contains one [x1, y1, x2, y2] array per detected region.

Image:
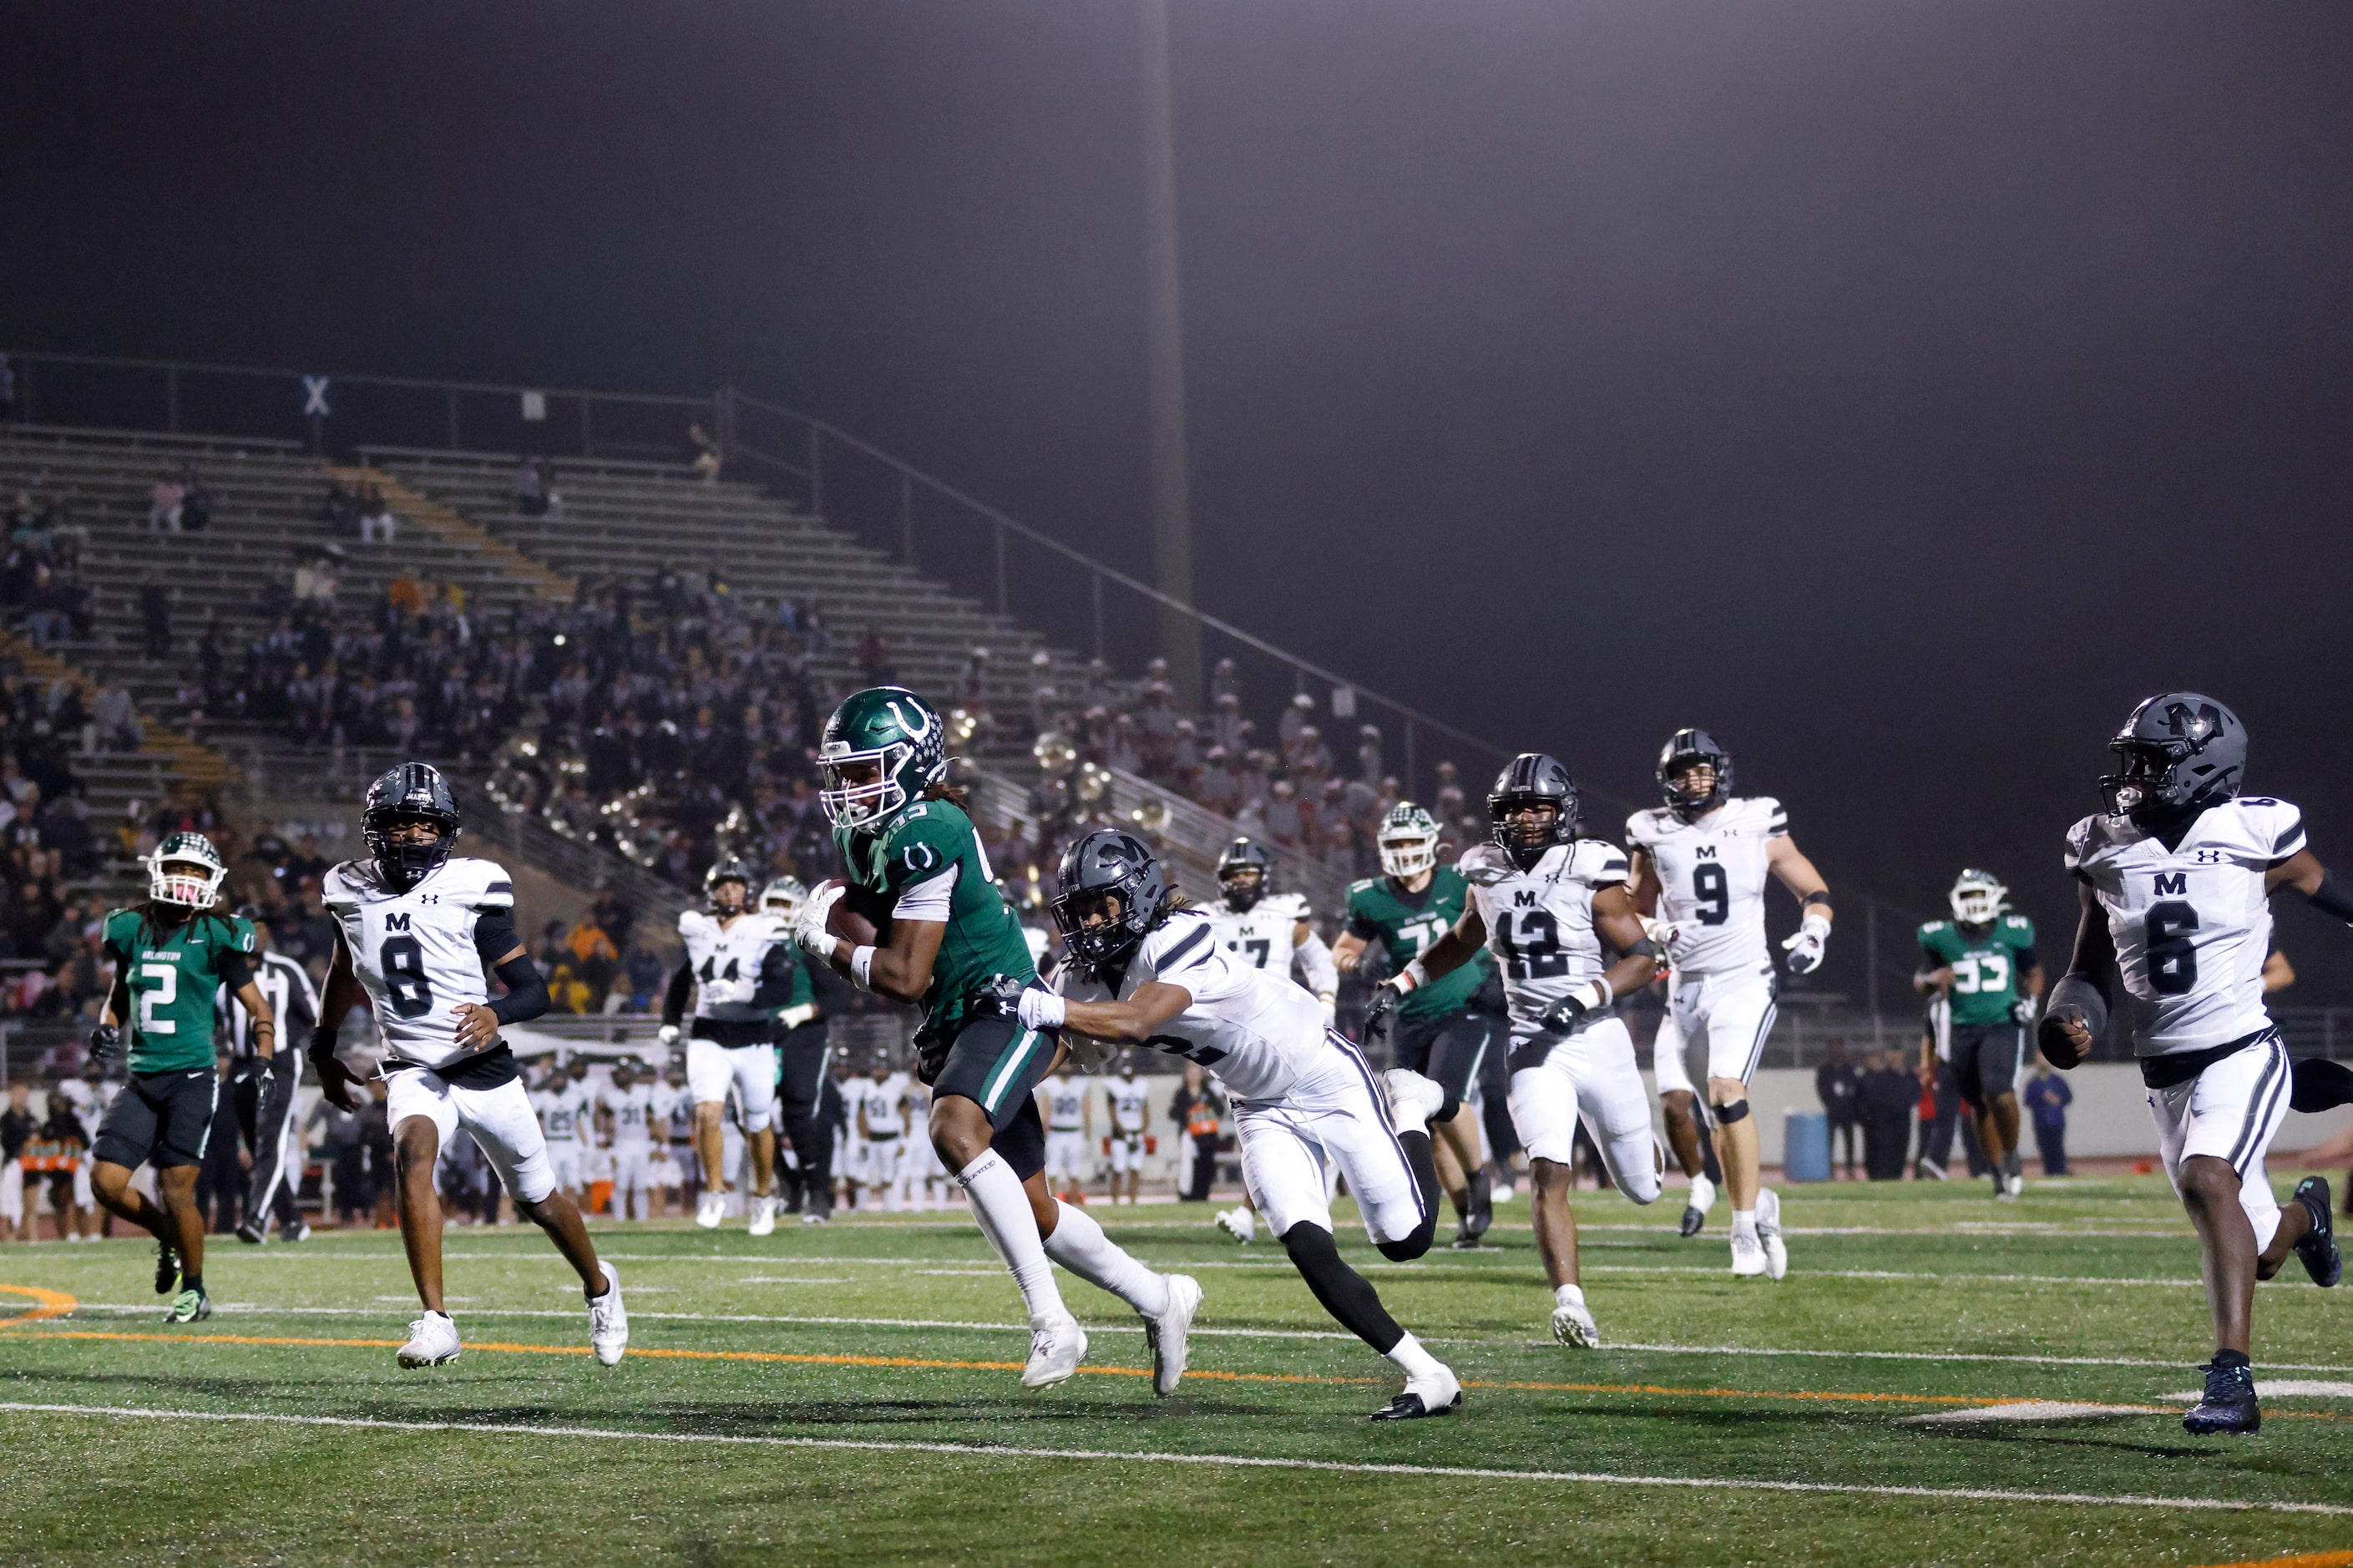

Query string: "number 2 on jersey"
[[381, 935, 434, 1018]]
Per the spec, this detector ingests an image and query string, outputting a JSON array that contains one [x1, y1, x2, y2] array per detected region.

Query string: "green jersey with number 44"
[[836, 798, 1034, 1040], [1346, 867, 1494, 1019], [103, 906, 256, 1075], [1917, 914, 2037, 1029]]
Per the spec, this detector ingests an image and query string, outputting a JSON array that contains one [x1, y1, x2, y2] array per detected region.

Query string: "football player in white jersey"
[[1104, 1058, 1151, 1204], [660, 859, 800, 1234], [538, 1057, 596, 1201], [1019, 829, 1459, 1419], [2041, 694, 2343, 1435], [597, 1057, 664, 1222], [858, 1060, 913, 1211], [308, 763, 625, 1370], [1040, 1061, 1092, 1202], [1627, 729, 1831, 1278], [1368, 755, 1664, 1349], [1204, 839, 1338, 1024]]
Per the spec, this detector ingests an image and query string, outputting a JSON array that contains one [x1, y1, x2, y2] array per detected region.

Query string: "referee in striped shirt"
[[222, 916, 320, 1243]]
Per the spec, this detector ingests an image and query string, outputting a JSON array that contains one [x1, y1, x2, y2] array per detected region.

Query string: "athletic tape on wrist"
[[850, 945, 875, 990]]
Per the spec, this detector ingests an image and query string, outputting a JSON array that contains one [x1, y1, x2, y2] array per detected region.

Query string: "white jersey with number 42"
[[2065, 796, 2304, 1057], [322, 855, 515, 1070], [1625, 797, 1785, 976], [1460, 839, 1630, 1039]]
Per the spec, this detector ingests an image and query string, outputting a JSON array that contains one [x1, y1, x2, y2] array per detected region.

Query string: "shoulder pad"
[[2000, 914, 2031, 931], [1457, 843, 1517, 887], [1624, 809, 1664, 845], [1920, 920, 1950, 937], [2062, 814, 2104, 871], [678, 908, 708, 938], [1743, 797, 1787, 834], [322, 859, 372, 896], [2229, 796, 2306, 859], [442, 857, 515, 905], [1347, 878, 1379, 898], [1573, 838, 1632, 884], [1279, 893, 1313, 921]]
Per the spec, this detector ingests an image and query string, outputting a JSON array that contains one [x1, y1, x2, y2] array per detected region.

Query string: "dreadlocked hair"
[[920, 779, 972, 814]]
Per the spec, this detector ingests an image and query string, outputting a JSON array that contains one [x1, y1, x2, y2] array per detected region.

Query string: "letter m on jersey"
[[385, 913, 412, 931], [2153, 873, 2188, 896], [1694, 846, 1718, 860], [1513, 891, 1538, 908]]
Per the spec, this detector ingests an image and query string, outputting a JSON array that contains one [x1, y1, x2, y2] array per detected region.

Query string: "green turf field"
[[3, 1176, 2349, 1566]]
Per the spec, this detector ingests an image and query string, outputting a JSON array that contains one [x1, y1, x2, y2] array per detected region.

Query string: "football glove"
[[1781, 913, 1831, 975], [1538, 980, 1612, 1036], [1362, 977, 1411, 1036], [2008, 996, 2038, 1027], [656, 1024, 681, 1047], [792, 883, 847, 961], [971, 973, 1029, 1019], [1638, 915, 1678, 951], [89, 1023, 123, 1064]]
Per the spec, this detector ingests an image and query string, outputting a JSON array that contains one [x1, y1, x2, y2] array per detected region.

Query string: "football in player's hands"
[[2038, 1009, 2093, 1070]]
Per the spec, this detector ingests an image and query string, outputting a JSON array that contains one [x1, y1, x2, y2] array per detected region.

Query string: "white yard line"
[[0, 1400, 2342, 1516]]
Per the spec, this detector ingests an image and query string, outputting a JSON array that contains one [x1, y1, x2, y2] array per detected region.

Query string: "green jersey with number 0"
[[835, 797, 1034, 1039], [1917, 914, 2037, 1029], [103, 905, 256, 1075], [1346, 867, 1494, 1019]]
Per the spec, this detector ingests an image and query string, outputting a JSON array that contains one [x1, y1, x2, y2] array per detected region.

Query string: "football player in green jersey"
[[792, 687, 1198, 1393], [1333, 802, 1506, 1247], [87, 832, 278, 1323], [1914, 870, 2042, 1200]]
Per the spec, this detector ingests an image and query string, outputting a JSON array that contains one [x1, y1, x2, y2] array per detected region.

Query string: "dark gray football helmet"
[[1657, 728, 1733, 819], [1217, 836, 1273, 913], [2099, 692, 2247, 824], [1489, 753, 1579, 871], [1052, 828, 1172, 979], [363, 762, 462, 892]]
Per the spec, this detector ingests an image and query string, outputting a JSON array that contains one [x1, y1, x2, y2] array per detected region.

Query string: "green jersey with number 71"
[[102, 905, 257, 1075]]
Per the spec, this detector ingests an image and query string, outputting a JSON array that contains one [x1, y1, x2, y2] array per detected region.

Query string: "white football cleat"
[[747, 1195, 777, 1237], [1378, 1068, 1445, 1136], [1370, 1365, 1463, 1419], [696, 1191, 726, 1229], [588, 1261, 628, 1366], [1021, 1315, 1088, 1390], [1730, 1230, 1768, 1278], [1146, 1273, 1202, 1397], [1215, 1206, 1256, 1245], [2005, 1172, 2026, 1200], [1549, 1284, 1601, 1348], [1756, 1188, 1788, 1280], [397, 1311, 463, 1368]]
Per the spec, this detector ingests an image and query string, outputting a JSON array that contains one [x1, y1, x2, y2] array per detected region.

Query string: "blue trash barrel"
[[1783, 1111, 1831, 1183]]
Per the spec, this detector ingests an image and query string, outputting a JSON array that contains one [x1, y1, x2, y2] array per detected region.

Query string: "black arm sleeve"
[[473, 908, 524, 963], [217, 949, 255, 991], [2309, 867, 2353, 925], [746, 944, 799, 1011], [662, 961, 694, 1029], [488, 952, 549, 1027]]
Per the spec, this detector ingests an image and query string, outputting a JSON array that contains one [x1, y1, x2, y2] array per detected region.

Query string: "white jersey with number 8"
[[2065, 797, 2304, 1057], [322, 855, 515, 1070]]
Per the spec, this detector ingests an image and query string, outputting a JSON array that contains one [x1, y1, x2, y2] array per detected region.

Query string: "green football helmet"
[[149, 831, 227, 908], [1949, 868, 2006, 928], [1376, 802, 1442, 879], [820, 686, 947, 834]]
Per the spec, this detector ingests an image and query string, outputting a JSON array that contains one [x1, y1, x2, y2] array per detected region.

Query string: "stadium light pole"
[[1141, 0, 1203, 709]]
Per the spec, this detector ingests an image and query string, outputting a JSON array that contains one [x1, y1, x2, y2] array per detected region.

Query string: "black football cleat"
[[2183, 1358, 2260, 1436], [2292, 1177, 2340, 1288], [1678, 1203, 1706, 1238], [1460, 1171, 1493, 1243], [1370, 1373, 1464, 1421], [154, 1238, 180, 1295], [235, 1216, 270, 1246]]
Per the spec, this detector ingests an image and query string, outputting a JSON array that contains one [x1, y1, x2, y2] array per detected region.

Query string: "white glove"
[[1639, 916, 1678, 950], [792, 883, 846, 960], [1782, 912, 1832, 975], [1319, 993, 1338, 1028], [656, 1024, 680, 1047]]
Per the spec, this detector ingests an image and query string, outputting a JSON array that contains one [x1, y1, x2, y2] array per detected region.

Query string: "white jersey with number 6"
[[1056, 908, 1323, 1103], [1624, 797, 1784, 977], [322, 855, 515, 1070], [2065, 797, 2304, 1057], [1459, 839, 1630, 1039]]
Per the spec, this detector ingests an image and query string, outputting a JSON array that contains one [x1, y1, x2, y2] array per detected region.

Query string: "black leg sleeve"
[[1283, 1222, 1404, 1355], [777, 1027, 834, 1193], [1378, 1130, 1442, 1262], [245, 1055, 302, 1227]]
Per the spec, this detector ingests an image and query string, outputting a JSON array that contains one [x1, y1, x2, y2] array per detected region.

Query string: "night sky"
[[5, 3, 2351, 994]]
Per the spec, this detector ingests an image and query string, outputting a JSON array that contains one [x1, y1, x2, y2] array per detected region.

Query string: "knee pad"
[[1714, 1099, 1750, 1125], [1436, 1092, 1463, 1123]]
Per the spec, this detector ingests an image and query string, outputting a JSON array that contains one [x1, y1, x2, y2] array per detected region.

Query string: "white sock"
[[1732, 1208, 1758, 1237], [1042, 1200, 1171, 1318], [1553, 1282, 1585, 1309], [1385, 1329, 1442, 1380], [954, 1150, 1068, 1324]]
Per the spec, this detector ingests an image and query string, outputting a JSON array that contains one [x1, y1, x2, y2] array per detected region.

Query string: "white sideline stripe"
[[1904, 1402, 2160, 1424], [42, 1304, 2353, 1372], [2159, 1381, 2353, 1402], [1, 1401, 2345, 1516]]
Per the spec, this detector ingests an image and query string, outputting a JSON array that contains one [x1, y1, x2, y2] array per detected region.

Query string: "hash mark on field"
[[1903, 1401, 2163, 1424], [3, 1401, 2346, 1516]]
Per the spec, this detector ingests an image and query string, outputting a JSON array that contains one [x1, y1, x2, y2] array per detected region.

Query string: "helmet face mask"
[[1376, 803, 1440, 880], [1656, 729, 1733, 820], [363, 762, 462, 893], [1051, 829, 1170, 979], [2097, 693, 2246, 826], [1949, 869, 2006, 928], [1216, 837, 1272, 913], [820, 687, 947, 835], [148, 832, 226, 908], [1488, 753, 1578, 872], [705, 857, 756, 916]]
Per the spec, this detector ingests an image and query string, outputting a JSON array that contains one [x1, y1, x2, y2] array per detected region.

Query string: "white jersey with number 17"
[[2065, 796, 2304, 1058]]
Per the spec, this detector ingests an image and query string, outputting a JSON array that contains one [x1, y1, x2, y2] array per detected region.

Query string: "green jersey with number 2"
[[1346, 867, 1494, 1019], [1917, 914, 2037, 1029], [835, 798, 1034, 1040], [103, 906, 256, 1075]]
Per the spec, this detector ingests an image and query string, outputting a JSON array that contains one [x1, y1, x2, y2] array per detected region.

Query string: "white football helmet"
[[1949, 869, 2006, 928], [1376, 803, 1441, 880], [148, 831, 228, 908], [760, 877, 807, 921]]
